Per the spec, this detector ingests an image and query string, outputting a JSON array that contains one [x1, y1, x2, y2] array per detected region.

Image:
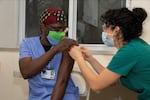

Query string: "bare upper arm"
[[19, 57, 32, 68], [19, 57, 32, 77]]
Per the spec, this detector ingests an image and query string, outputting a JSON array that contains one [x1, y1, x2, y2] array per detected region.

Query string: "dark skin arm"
[[19, 47, 57, 79], [19, 39, 78, 79], [51, 51, 74, 100]]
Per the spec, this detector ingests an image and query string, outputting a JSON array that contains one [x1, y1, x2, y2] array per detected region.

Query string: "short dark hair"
[[100, 7, 147, 42]]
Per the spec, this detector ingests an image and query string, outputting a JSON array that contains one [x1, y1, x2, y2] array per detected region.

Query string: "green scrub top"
[[107, 38, 150, 100]]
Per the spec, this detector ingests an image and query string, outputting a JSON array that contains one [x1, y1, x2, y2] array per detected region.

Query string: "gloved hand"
[[55, 38, 78, 52]]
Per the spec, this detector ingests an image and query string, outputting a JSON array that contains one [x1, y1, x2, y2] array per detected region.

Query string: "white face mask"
[[102, 32, 114, 46]]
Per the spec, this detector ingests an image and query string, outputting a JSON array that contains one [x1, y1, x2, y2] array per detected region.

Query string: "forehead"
[[102, 23, 115, 30], [46, 23, 66, 28]]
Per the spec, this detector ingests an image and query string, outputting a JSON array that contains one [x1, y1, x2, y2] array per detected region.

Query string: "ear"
[[40, 23, 46, 29], [115, 26, 120, 32], [40, 23, 47, 34], [113, 26, 120, 35]]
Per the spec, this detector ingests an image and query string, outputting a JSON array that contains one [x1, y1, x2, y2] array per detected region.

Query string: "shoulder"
[[107, 43, 138, 76], [120, 38, 149, 55], [23, 36, 39, 41], [20, 36, 40, 47], [117, 38, 145, 55], [21, 36, 39, 44], [116, 44, 136, 57]]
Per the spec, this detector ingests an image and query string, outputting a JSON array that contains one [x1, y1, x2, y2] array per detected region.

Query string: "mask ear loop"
[[63, 27, 69, 38], [111, 27, 118, 43], [64, 27, 69, 35], [112, 26, 123, 47], [112, 26, 121, 37]]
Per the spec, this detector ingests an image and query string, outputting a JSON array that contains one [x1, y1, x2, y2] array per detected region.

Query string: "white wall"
[[0, 50, 28, 100], [0, 0, 150, 100], [130, 0, 150, 44], [0, 0, 18, 48]]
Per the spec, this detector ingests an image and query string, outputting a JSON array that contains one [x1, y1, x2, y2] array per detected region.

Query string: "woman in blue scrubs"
[[19, 8, 79, 100], [69, 7, 150, 100]]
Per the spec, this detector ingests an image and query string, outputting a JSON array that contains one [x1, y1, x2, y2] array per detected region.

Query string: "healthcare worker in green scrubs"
[[69, 7, 150, 100]]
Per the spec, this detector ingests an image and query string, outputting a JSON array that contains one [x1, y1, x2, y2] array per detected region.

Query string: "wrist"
[[76, 56, 84, 63], [52, 46, 59, 53], [88, 56, 95, 63]]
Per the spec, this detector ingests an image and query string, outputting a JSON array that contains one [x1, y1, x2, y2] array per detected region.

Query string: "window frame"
[[18, 0, 132, 54]]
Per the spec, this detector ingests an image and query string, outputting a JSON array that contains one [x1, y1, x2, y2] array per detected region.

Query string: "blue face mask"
[[47, 36, 60, 45], [47, 31, 65, 45], [102, 32, 114, 46]]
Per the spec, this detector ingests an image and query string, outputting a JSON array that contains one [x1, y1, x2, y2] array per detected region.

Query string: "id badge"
[[41, 70, 55, 79]]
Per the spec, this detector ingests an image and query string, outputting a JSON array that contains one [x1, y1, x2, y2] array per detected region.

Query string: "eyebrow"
[[47, 25, 66, 28]]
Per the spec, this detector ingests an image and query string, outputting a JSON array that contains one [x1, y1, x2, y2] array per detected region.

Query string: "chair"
[[71, 71, 90, 100]]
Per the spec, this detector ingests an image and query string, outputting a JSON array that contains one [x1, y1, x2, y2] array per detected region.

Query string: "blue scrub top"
[[19, 37, 79, 100]]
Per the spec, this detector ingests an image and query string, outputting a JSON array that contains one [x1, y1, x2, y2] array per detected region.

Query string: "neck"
[[115, 40, 127, 49], [40, 35, 51, 46]]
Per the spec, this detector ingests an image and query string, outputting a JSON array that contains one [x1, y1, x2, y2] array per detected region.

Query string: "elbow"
[[22, 75, 29, 79], [19, 66, 31, 79], [90, 85, 101, 91], [19, 69, 31, 79], [20, 71, 30, 79], [89, 83, 104, 91]]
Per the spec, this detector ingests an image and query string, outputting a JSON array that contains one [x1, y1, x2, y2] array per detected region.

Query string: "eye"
[[46, 25, 66, 32], [102, 24, 106, 30]]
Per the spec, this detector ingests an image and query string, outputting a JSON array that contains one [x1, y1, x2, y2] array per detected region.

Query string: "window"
[[77, 0, 126, 44], [18, 0, 131, 54]]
